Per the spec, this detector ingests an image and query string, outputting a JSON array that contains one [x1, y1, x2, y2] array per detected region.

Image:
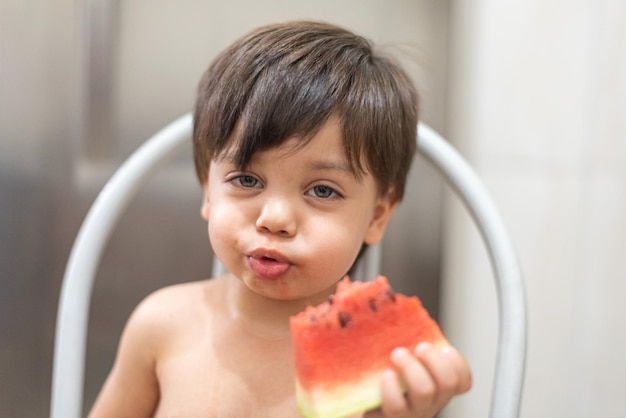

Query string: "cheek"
[[304, 220, 366, 278], [206, 201, 241, 255]]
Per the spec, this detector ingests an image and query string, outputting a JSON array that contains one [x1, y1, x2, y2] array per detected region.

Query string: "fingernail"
[[382, 369, 396, 381], [415, 342, 432, 354], [391, 347, 410, 361], [441, 345, 457, 356]]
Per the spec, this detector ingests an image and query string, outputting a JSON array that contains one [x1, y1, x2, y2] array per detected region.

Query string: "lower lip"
[[248, 256, 291, 280]]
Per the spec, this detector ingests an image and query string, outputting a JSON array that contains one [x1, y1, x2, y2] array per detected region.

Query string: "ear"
[[200, 182, 210, 221], [363, 189, 398, 245]]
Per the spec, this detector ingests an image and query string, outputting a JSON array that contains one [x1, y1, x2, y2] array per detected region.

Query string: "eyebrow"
[[217, 150, 362, 180], [306, 160, 360, 180]]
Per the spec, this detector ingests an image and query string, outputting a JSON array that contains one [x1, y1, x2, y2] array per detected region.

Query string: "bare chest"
[[154, 324, 299, 417]]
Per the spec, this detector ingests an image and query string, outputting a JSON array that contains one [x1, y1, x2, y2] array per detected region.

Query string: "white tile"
[[486, 168, 585, 417], [441, 164, 588, 417], [570, 171, 626, 415], [443, 2, 626, 417], [468, 1, 590, 165], [581, 2, 626, 167]]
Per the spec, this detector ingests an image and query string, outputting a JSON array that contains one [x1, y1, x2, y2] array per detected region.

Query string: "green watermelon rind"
[[296, 372, 382, 418]]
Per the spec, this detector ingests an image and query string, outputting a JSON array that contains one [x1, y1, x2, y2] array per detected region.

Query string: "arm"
[[365, 343, 472, 418], [88, 294, 165, 418]]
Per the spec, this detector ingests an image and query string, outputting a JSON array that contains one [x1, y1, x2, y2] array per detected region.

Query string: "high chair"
[[51, 113, 527, 418]]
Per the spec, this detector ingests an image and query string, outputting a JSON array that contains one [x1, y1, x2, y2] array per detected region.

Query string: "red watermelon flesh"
[[290, 276, 448, 418]]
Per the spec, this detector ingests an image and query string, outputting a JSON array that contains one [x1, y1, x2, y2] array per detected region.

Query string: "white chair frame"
[[51, 113, 527, 418]]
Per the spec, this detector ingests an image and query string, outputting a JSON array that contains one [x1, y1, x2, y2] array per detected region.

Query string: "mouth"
[[247, 249, 292, 279]]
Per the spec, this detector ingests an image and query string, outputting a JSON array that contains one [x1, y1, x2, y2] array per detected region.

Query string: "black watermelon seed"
[[338, 312, 351, 328], [368, 299, 377, 312]]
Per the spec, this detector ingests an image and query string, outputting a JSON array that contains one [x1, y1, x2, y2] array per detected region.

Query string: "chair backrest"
[[50, 113, 526, 418]]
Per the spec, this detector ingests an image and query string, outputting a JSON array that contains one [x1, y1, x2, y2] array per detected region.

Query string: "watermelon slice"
[[290, 276, 447, 418]]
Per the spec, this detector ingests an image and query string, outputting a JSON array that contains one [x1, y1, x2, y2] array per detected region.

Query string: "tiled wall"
[[440, 1, 626, 417]]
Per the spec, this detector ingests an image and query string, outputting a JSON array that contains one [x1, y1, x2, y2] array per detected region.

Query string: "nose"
[[256, 197, 297, 237]]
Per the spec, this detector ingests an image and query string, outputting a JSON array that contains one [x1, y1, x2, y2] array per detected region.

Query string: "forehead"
[[220, 116, 345, 162], [274, 121, 353, 172]]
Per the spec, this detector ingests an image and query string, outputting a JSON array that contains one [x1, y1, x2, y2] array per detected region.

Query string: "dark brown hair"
[[193, 20, 418, 201]]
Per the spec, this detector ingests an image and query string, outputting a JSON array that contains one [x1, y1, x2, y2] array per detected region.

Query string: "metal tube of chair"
[[416, 123, 527, 418], [364, 243, 382, 281], [50, 114, 193, 418]]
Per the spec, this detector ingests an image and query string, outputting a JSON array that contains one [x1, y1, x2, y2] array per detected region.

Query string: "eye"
[[232, 174, 261, 188], [307, 185, 341, 199]]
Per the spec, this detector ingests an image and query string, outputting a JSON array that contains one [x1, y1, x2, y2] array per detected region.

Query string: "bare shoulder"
[[129, 278, 223, 349], [88, 278, 225, 418], [137, 279, 214, 316]]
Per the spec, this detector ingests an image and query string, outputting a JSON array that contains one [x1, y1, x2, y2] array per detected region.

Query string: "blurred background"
[[0, 1, 624, 417]]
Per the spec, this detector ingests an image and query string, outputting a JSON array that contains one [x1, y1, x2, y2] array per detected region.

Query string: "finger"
[[414, 343, 457, 411], [440, 345, 472, 393], [379, 368, 409, 417], [388, 347, 435, 417], [414, 343, 471, 412], [362, 408, 384, 418]]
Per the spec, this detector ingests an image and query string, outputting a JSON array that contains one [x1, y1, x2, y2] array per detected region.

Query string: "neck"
[[225, 274, 333, 340]]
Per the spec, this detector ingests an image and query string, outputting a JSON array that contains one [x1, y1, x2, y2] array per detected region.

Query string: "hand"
[[364, 343, 472, 418]]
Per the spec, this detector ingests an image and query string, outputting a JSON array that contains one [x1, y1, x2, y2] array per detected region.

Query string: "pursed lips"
[[247, 248, 292, 279], [248, 248, 291, 264]]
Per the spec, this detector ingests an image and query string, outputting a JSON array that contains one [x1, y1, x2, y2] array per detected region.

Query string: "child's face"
[[201, 117, 397, 301]]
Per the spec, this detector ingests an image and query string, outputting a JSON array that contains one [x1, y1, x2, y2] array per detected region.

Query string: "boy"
[[89, 21, 471, 417]]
